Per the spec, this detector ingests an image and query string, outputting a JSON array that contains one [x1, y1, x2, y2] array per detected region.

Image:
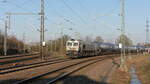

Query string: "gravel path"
[[56, 57, 120, 84]]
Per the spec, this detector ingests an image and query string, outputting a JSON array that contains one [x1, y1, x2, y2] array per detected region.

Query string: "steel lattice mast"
[[146, 18, 149, 44], [40, 0, 45, 60], [120, 0, 127, 71]]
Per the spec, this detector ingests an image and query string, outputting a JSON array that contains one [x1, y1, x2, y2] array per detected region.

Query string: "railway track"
[[0, 53, 39, 59], [0, 53, 136, 75], [0, 54, 40, 65], [13, 55, 118, 84], [0, 57, 71, 74], [0, 53, 40, 65]]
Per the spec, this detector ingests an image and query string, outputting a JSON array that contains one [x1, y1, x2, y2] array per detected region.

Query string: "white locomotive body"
[[66, 39, 100, 58]]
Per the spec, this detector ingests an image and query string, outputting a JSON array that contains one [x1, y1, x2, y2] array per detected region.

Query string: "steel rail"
[[13, 55, 117, 84], [0, 54, 40, 65], [0, 57, 64, 71], [0, 53, 40, 59], [0, 58, 71, 74], [46, 57, 107, 84]]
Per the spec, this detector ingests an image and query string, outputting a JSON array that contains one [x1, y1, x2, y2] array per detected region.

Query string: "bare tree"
[[116, 34, 133, 46], [84, 36, 93, 43], [94, 36, 104, 43]]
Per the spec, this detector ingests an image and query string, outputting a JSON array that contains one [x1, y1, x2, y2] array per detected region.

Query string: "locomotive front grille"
[[66, 50, 78, 55]]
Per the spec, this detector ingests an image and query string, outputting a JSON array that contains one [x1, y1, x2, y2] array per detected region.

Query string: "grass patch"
[[136, 58, 150, 84], [111, 54, 150, 84], [111, 69, 130, 84]]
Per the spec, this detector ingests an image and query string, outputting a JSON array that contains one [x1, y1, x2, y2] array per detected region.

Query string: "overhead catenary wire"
[[1, 0, 44, 56], [0, 0, 38, 28], [44, 1, 79, 29], [3, 0, 33, 13], [62, 0, 87, 24], [1, 0, 39, 15], [76, 0, 91, 22]]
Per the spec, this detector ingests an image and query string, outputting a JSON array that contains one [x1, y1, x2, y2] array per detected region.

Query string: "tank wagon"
[[95, 42, 120, 55]]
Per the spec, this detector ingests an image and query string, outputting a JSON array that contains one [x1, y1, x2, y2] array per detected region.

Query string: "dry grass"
[[111, 67, 130, 84], [126, 54, 150, 84], [47, 52, 68, 58], [110, 54, 150, 84], [135, 55, 150, 84]]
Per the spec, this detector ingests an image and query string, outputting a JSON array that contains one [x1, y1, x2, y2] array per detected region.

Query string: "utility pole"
[[2, 0, 8, 55], [40, 0, 45, 60], [61, 27, 64, 53], [50, 40, 53, 52], [3, 15, 10, 56], [22, 33, 26, 53], [4, 12, 35, 56], [54, 34, 57, 52], [146, 18, 149, 44], [120, 0, 127, 71]]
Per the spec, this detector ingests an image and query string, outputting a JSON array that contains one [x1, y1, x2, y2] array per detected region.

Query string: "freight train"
[[66, 39, 145, 58], [66, 39, 100, 58]]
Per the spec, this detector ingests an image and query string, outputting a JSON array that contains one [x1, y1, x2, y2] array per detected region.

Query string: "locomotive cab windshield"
[[67, 42, 72, 46], [73, 43, 79, 46], [67, 42, 79, 46]]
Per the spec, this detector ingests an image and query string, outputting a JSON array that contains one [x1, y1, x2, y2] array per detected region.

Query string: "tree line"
[[30, 34, 134, 56], [0, 30, 25, 55], [30, 35, 70, 56]]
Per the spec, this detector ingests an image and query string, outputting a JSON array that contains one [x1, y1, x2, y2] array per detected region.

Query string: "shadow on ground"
[[57, 75, 107, 84], [1, 74, 110, 84]]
